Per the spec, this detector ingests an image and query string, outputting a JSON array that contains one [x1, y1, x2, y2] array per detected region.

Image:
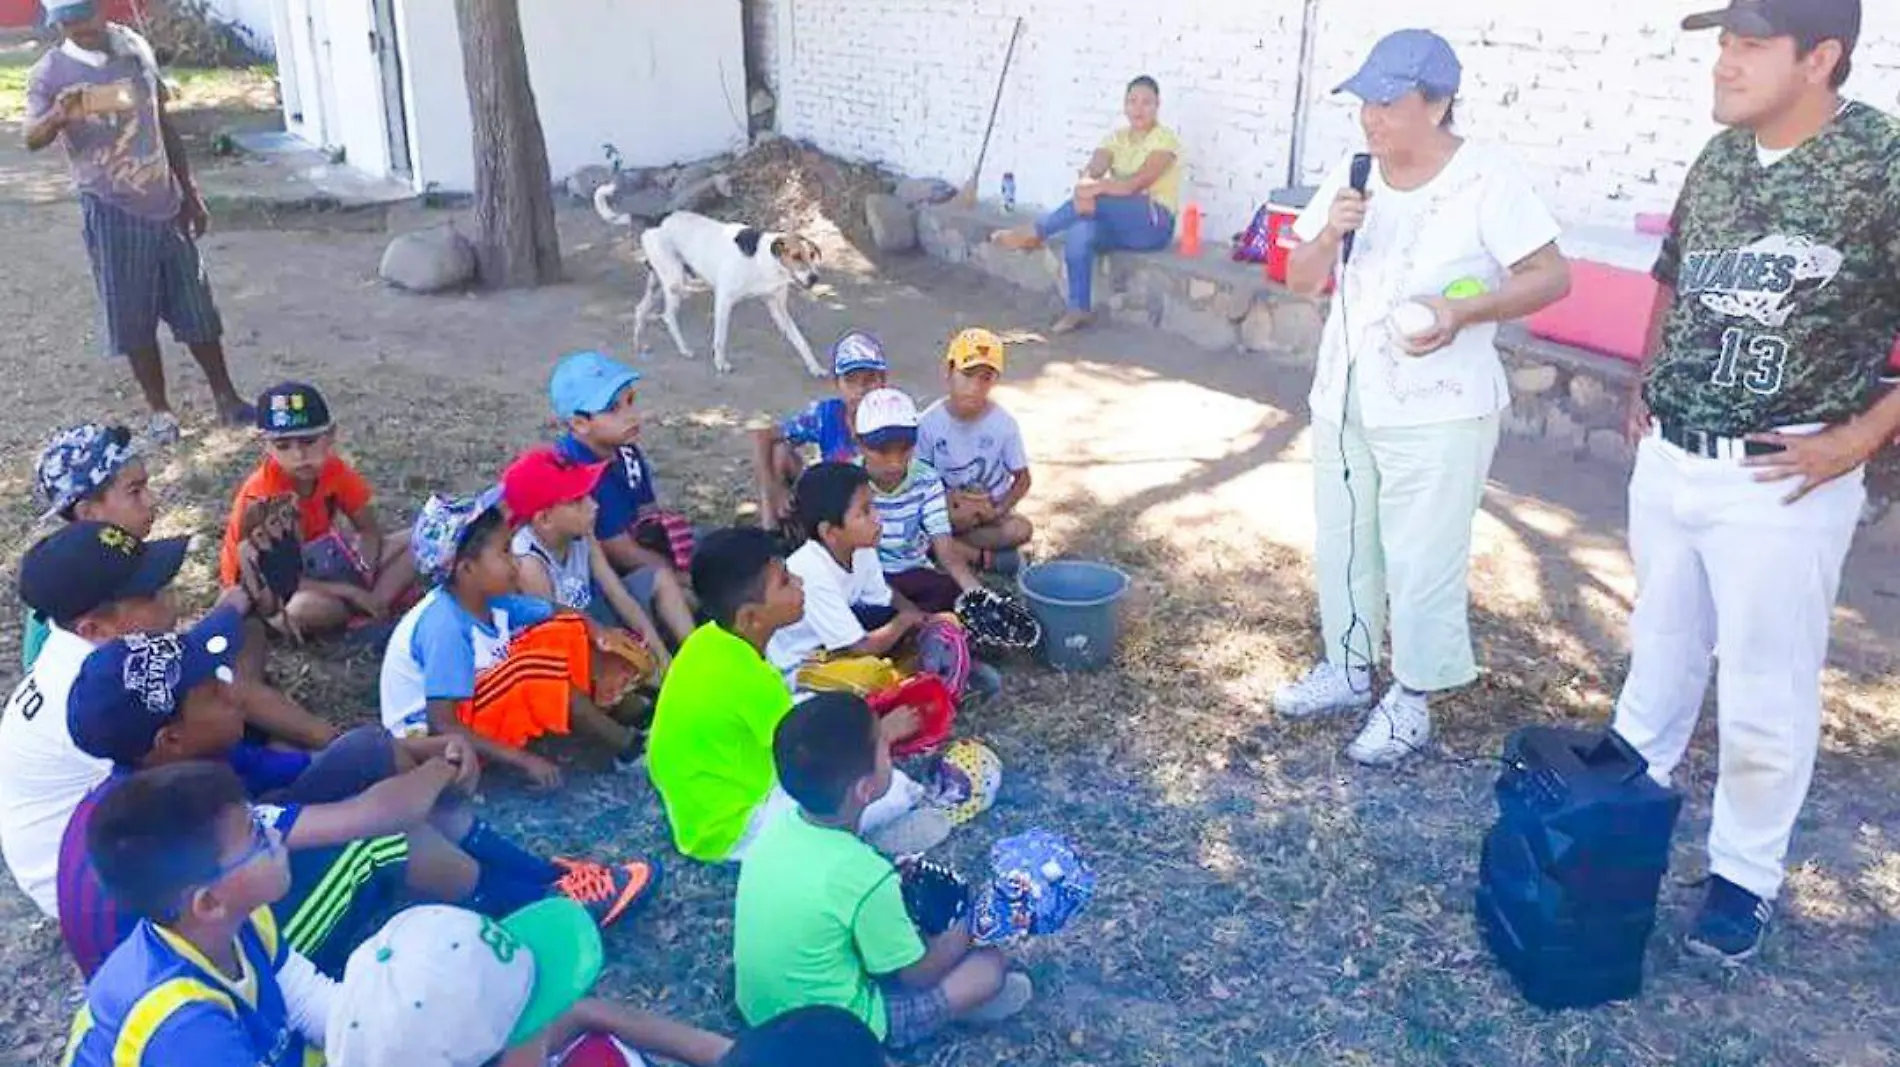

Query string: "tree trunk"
[[453, 0, 561, 288]]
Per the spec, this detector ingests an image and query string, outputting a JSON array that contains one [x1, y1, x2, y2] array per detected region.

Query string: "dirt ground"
[[1, 57, 1898, 1067]]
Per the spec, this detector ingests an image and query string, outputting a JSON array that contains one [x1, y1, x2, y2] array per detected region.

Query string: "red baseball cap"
[[500, 447, 607, 525]]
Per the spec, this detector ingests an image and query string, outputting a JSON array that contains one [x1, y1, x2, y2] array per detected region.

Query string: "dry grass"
[[0, 86, 1897, 1067]]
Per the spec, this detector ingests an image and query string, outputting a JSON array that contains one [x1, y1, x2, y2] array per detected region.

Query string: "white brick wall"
[[752, 0, 1900, 236]]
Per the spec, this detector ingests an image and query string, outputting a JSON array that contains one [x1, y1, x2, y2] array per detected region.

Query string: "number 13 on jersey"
[[1710, 326, 1788, 396]]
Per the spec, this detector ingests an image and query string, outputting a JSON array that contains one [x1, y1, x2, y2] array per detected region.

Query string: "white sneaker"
[[1346, 688, 1432, 766], [1272, 662, 1375, 719]]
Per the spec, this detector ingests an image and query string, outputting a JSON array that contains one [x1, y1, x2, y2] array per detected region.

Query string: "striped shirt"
[[867, 460, 951, 574], [59, 770, 304, 978], [66, 908, 326, 1067]]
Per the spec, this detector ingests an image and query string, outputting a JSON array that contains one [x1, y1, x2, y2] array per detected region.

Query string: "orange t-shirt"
[[218, 454, 375, 586]]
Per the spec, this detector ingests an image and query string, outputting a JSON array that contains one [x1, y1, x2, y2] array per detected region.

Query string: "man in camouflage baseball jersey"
[[1616, 0, 1900, 964]]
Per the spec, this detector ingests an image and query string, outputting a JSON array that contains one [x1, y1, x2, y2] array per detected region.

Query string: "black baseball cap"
[[19, 522, 190, 627], [256, 381, 334, 439], [1682, 0, 1860, 48]]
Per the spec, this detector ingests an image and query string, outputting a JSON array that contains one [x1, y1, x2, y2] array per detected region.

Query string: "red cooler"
[[1265, 186, 1315, 286]]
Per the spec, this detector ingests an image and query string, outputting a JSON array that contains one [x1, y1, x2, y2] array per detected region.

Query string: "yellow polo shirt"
[[1098, 124, 1183, 213]]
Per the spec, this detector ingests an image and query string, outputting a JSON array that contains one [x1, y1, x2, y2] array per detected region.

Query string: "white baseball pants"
[[1611, 429, 1864, 900], [1312, 402, 1501, 693]]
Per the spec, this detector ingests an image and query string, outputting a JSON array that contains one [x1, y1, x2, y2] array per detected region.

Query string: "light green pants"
[[1311, 395, 1500, 692]]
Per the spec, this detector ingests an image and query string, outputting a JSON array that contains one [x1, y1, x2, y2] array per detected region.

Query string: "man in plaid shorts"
[[23, 0, 251, 442]]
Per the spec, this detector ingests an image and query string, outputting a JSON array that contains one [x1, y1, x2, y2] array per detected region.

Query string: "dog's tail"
[[594, 182, 632, 226]]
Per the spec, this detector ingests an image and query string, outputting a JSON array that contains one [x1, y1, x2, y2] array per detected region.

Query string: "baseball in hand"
[[1388, 300, 1438, 342]]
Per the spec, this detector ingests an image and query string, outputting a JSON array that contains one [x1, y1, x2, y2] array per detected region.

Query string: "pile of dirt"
[[137, 0, 268, 68], [721, 136, 893, 253]]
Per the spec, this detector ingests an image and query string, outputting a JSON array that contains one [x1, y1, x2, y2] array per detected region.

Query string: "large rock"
[[667, 174, 729, 215], [865, 193, 918, 252], [565, 164, 615, 204], [1239, 302, 1277, 352], [1164, 295, 1238, 350], [1510, 363, 1560, 394], [380, 226, 475, 293], [896, 177, 956, 206], [670, 160, 720, 191], [601, 184, 673, 223]]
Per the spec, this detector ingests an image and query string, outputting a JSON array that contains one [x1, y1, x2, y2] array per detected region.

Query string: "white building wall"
[[396, 0, 749, 192], [753, 0, 1900, 236]]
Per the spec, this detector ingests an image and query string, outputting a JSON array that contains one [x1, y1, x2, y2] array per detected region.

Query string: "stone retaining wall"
[[915, 200, 1900, 545]]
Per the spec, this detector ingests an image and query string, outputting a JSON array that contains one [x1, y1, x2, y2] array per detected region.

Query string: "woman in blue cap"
[[1273, 29, 1572, 766]]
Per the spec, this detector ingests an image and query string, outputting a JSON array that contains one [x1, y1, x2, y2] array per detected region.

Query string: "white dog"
[[595, 184, 825, 377]]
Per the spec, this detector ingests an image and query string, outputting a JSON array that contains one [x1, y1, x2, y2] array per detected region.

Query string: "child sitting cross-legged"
[[63, 762, 331, 1067], [503, 446, 673, 678], [24, 423, 157, 669], [219, 382, 418, 639], [854, 389, 984, 615], [649, 527, 946, 864], [59, 608, 658, 980], [918, 329, 1034, 573], [752, 331, 891, 533], [764, 462, 927, 681], [734, 692, 1032, 1050], [548, 351, 699, 645], [381, 488, 653, 790]]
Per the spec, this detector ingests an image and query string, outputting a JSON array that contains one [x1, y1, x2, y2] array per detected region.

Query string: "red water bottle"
[[1178, 203, 1202, 257]]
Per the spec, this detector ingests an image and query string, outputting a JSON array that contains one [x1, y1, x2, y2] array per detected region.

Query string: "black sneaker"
[[1686, 875, 1773, 963]]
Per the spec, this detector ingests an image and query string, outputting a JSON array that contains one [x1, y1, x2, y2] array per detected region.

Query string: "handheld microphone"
[[1342, 152, 1373, 264]]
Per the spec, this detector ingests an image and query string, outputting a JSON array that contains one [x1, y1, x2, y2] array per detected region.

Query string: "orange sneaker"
[[552, 856, 662, 929]]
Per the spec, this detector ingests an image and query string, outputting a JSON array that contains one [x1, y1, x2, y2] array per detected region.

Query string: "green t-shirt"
[[1645, 102, 1900, 435], [647, 623, 793, 861], [733, 808, 926, 1039]]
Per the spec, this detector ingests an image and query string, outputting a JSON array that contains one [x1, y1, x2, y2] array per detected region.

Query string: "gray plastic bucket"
[[1018, 559, 1131, 671]]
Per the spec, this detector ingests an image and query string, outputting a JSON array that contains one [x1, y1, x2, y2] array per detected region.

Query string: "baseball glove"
[[899, 856, 971, 937], [954, 587, 1041, 653], [236, 494, 304, 631], [590, 627, 660, 707]]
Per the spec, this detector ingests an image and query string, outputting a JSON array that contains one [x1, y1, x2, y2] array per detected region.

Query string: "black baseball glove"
[[899, 857, 971, 937], [954, 587, 1042, 653]]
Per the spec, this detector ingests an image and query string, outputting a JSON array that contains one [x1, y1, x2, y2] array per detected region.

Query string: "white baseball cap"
[[853, 388, 920, 448], [326, 900, 604, 1067]]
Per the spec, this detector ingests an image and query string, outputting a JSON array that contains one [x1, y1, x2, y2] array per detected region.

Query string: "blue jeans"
[[1037, 195, 1175, 311]]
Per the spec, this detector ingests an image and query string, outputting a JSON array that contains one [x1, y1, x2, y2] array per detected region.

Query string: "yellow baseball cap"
[[946, 328, 1006, 374]]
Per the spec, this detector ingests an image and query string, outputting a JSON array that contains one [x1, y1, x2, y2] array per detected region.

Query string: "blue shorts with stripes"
[[80, 193, 223, 355]]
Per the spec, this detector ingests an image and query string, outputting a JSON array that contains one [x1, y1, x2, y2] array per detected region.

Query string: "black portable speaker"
[[1475, 726, 1682, 1010]]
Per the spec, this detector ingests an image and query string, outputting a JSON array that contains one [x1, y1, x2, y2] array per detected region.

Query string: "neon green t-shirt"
[[734, 808, 926, 1039], [647, 623, 793, 861]]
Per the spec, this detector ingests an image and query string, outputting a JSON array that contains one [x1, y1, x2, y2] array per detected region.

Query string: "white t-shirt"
[[379, 587, 554, 736], [1294, 143, 1562, 428], [917, 400, 1029, 501], [765, 541, 894, 679], [0, 625, 109, 916]]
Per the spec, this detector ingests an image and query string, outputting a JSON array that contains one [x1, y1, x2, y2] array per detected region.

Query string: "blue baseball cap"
[[831, 331, 888, 377], [1335, 29, 1462, 105], [19, 522, 188, 627], [548, 351, 640, 418], [68, 606, 246, 766], [42, 0, 97, 23], [35, 423, 141, 521]]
